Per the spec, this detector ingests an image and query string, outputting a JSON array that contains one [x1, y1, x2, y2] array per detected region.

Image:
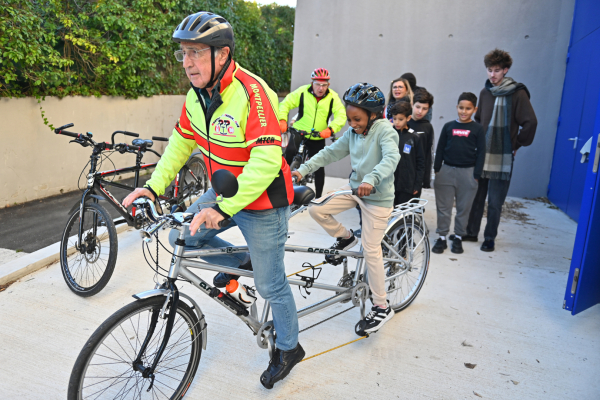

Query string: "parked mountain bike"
[[55, 123, 208, 297], [67, 178, 430, 399]]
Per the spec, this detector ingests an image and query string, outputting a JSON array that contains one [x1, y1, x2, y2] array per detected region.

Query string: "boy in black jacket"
[[432, 92, 485, 254], [391, 101, 425, 205], [408, 89, 434, 189]]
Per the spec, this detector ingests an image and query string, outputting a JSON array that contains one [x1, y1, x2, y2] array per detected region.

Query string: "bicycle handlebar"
[[151, 136, 169, 142], [111, 130, 140, 145], [289, 127, 321, 139]]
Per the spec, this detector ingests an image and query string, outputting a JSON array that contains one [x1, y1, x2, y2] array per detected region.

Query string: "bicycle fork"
[[132, 280, 180, 392]]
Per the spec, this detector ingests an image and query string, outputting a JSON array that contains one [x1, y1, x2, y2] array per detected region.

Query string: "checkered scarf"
[[481, 77, 524, 180]]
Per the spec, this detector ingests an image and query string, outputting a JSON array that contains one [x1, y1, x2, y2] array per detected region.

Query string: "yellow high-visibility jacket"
[[279, 84, 346, 140]]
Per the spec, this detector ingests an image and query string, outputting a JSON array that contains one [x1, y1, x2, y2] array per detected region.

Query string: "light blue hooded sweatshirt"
[[297, 118, 400, 207]]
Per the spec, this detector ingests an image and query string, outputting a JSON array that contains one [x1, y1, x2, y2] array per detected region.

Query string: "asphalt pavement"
[[0, 175, 150, 254]]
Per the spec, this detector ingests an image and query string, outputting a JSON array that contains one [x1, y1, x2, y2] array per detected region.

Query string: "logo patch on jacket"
[[212, 114, 240, 136], [452, 129, 470, 137]]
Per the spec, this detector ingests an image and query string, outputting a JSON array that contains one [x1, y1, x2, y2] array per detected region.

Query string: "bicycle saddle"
[[132, 139, 153, 148], [293, 185, 315, 206]]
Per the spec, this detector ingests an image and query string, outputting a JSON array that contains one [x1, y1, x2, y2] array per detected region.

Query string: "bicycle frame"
[[133, 195, 428, 368]]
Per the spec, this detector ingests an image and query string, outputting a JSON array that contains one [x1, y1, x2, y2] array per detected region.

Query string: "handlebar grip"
[[151, 136, 169, 142], [54, 123, 74, 133], [57, 130, 80, 138], [218, 219, 231, 228], [351, 187, 377, 196], [123, 131, 140, 138]]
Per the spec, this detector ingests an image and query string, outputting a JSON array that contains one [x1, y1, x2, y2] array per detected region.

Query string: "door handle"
[[593, 135, 600, 173], [568, 137, 578, 150]]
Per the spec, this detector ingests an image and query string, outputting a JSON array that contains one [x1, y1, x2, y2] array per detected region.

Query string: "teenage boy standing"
[[408, 89, 435, 189], [462, 49, 537, 252]]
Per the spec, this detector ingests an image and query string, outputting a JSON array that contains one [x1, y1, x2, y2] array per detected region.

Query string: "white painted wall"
[[290, 0, 575, 197], [0, 96, 185, 207]]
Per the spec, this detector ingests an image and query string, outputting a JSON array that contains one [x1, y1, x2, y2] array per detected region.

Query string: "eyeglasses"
[[313, 82, 329, 88], [174, 48, 210, 62]]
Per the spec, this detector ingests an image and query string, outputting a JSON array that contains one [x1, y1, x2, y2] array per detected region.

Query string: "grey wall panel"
[[291, 0, 574, 197]]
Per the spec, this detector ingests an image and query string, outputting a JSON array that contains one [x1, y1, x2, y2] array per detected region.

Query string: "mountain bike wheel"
[[68, 296, 203, 400], [178, 153, 208, 209], [382, 217, 430, 312], [60, 202, 117, 297]]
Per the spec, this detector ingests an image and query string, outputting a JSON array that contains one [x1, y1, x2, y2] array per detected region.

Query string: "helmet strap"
[[364, 111, 375, 135]]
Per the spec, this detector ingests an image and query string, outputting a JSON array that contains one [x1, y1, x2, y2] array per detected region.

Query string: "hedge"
[[0, 0, 295, 98]]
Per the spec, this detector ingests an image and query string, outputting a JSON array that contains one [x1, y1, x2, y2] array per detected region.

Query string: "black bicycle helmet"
[[172, 12, 235, 55], [343, 83, 386, 114]]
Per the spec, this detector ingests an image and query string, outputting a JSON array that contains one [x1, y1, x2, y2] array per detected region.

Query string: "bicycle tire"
[[60, 202, 118, 297], [68, 296, 203, 400], [382, 218, 430, 312], [177, 153, 208, 209]]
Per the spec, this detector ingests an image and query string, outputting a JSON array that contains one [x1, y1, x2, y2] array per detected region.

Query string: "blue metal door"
[[564, 115, 600, 315], [547, 0, 600, 220]]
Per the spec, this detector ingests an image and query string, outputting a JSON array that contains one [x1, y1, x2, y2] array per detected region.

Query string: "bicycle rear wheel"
[[60, 202, 117, 297], [68, 296, 203, 400], [382, 217, 430, 312], [177, 153, 208, 209]]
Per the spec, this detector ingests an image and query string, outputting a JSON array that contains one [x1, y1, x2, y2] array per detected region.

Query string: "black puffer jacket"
[[394, 127, 425, 194]]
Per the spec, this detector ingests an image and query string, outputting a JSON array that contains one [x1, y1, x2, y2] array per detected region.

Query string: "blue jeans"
[[169, 189, 298, 351]]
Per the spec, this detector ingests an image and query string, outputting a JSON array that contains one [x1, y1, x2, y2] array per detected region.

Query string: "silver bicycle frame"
[[134, 195, 428, 345]]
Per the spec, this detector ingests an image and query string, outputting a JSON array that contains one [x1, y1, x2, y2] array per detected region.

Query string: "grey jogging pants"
[[433, 164, 479, 237]]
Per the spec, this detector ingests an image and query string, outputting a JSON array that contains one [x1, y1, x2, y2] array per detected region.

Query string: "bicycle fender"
[[67, 194, 105, 214], [132, 289, 207, 350]]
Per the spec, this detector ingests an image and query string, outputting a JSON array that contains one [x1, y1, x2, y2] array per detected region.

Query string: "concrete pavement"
[[0, 177, 598, 399]]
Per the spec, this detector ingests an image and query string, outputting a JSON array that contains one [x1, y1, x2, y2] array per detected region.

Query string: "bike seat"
[[132, 139, 153, 148], [293, 185, 315, 206]]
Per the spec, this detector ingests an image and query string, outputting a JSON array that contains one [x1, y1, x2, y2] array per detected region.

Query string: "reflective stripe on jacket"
[[279, 84, 346, 139], [145, 61, 293, 216]]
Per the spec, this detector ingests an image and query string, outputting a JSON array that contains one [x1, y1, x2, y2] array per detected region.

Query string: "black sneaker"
[[213, 258, 253, 288], [480, 239, 495, 252], [451, 237, 464, 254], [260, 343, 305, 389], [449, 234, 478, 242], [431, 238, 447, 254], [355, 304, 395, 336], [325, 230, 358, 264]]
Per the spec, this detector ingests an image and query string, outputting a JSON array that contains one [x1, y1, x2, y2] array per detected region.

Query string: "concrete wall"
[[0, 96, 185, 207], [290, 0, 575, 198]]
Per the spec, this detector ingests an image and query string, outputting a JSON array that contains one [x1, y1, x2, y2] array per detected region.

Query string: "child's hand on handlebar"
[[123, 188, 155, 207], [291, 170, 303, 182], [190, 208, 225, 233], [356, 183, 374, 198]]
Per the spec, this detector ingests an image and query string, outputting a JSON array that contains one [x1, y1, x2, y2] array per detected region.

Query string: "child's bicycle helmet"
[[343, 83, 386, 114]]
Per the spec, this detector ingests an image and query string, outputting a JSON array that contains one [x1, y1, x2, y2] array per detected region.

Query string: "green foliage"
[[0, 0, 295, 98]]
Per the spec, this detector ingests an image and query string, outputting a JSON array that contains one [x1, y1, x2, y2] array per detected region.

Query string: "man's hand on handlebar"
[[319, 127, 333, 139], [190, 208, 225, 233], [279, 120, 288, 134], [123, 188, 155, 208], [356, 182, 374, 198]]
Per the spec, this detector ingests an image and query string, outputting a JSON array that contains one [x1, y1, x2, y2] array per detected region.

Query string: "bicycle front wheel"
[[68, 296, 203, 400], [382, 217, 430, 312], [60, 202, 117, 297], [178, 153, 208, 209]]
